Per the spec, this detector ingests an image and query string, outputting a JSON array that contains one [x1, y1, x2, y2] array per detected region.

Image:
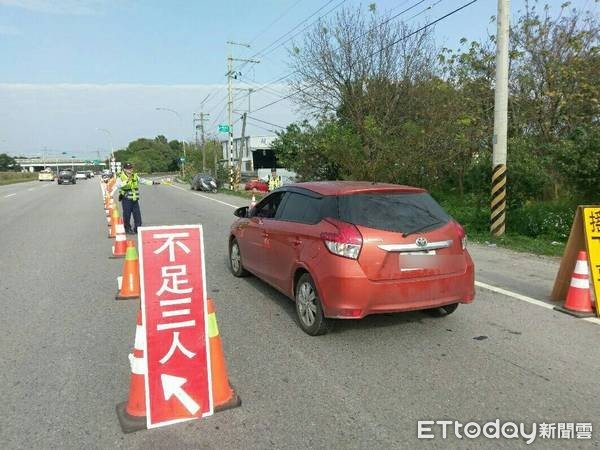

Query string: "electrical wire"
[[251, 0, 479, 114], [233, 0, 438, 106]]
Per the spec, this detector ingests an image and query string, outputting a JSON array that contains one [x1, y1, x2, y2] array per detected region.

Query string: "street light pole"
[[97, 128, 115, 169], [156, 107, 186, 178]]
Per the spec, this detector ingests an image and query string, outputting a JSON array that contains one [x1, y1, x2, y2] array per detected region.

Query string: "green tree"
[[0, 153, 19, 171]]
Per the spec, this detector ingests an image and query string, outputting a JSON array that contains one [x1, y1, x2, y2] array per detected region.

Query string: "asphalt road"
[[1, 178, 599, 449]]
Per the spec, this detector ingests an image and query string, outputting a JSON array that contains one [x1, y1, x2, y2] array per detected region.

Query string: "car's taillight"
[[320, 218, 363, 259], [454, 221, 467, 250]]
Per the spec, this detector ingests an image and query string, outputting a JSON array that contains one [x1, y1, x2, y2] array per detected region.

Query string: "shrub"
[[509, 201, 576, 241]]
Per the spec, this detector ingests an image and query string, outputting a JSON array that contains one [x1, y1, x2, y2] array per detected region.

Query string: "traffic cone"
[[554, 251, 595, 318], [207, 298, 241, 412], [116, 309, 147, 433], [116, 241, 140, 300], [110, 218, 128, 258], [109, 207, 120, 239], [106, 201, 113, 226]]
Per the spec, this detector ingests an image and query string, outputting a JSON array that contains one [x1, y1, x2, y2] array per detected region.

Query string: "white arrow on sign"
[[161, 374, 200, 415]]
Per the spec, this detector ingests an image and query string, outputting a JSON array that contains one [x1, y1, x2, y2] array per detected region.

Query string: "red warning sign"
[[138, 225, 213, 428]]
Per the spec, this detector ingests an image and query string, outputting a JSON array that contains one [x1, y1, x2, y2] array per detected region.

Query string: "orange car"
[[229, 181, 474, 335]]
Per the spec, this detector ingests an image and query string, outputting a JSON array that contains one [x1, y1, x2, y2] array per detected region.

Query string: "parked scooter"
[[191, 173, 218, 193]]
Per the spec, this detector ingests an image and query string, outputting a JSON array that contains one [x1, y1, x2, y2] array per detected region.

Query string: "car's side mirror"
[[234, 206, 249, 218]]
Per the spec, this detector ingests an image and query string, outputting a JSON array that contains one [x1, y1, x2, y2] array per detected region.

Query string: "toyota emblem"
[[415, 237, 428, 248]]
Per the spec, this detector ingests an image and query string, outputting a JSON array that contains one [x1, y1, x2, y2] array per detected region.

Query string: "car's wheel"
[[295, 273, 329, 336], [425, 303, 459, 317], [229, 238, 249, 277]]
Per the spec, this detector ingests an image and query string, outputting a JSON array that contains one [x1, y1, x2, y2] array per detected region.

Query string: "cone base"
[[214, 384, 242, 413], [115, 291, 140, 301], [116, 402, 147, 434], [553, 305, 595, 318]]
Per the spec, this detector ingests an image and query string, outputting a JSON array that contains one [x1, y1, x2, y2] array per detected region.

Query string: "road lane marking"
[[476, 281, 600, 326], [27, 188, 35, 191], [169, 182, 600, 326], [169, 184, 239, 209], [4, 193, 16, 198]]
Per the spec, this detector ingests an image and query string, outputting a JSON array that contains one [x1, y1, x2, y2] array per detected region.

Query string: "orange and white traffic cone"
[[106, 201, 113, 226], [207, 298, 241, 412], [109, 207, 120, 239], [116, 241, 141, 300], [554, 250, 595, 318], [110, 218, 128, 258], [116, 309, 147, 433]]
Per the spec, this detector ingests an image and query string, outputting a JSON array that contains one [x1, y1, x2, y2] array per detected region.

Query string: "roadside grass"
[[0, 172, 37, 185], [468, 231, 564, 257]]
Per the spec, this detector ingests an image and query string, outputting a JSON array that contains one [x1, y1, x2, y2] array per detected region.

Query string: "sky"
[[0, 0, 595, 157]]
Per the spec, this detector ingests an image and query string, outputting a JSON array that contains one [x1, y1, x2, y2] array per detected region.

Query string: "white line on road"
[[476, 281, 600, 326], [4, 193, 16, 198], [27, 188, 35, 191], [169, 182, 600, 326]]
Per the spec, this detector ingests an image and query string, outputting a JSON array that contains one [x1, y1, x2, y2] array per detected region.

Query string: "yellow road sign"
[[583, 207, 600, 315]]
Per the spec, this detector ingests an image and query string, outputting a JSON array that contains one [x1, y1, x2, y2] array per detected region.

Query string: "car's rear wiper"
[[402, 220, 443, 238]]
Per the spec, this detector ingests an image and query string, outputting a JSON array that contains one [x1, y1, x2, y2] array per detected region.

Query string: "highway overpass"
[[15, 157, 107, 172]]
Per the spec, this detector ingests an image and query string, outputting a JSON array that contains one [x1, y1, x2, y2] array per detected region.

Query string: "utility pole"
[[491, 0, 510, 237], [233, 87, 254, 113], [193, 112, 210, 171], [238, 112, 247, 176], [226, 41, 259, 190]]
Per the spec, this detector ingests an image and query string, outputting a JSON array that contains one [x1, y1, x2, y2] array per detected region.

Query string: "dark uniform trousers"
[[121, 196, 142, 233]]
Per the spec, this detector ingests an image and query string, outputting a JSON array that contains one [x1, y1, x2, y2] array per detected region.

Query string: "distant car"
[[85, 170, 93, 178], [190, 173, 218, 193], [245, 179, 268, 192], [57, 169, 76, 184], [75, 171, 87, 180], [229, 181, 474, 335], [38, 170, 54, 181]]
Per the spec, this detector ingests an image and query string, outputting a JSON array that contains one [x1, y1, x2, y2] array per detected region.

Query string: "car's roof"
[[284, 181, 426, 196]]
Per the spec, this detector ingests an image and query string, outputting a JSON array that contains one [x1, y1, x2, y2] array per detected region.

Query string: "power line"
[[247, 115, 286, 129], [234, 0, 439, 106], [254, 0, 349, 62], [247, 0, 304, 45], [248, 122, 279, 134], [207, 1, 431, 132], [234, 0, 344, 74], [251, 0, 479, 114]]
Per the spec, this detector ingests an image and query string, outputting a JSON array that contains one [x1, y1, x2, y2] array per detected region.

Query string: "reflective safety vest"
[[268, 175, 281, 191], [118, 172, 140, 201]]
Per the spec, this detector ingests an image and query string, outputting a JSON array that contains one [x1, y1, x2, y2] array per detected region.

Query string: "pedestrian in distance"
[[267, 167, 282, 192], [113, 162, 160, 235]]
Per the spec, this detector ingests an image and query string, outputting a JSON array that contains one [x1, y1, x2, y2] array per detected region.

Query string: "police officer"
[[267, 168, 282, 191], [114, 162, 159, 234]]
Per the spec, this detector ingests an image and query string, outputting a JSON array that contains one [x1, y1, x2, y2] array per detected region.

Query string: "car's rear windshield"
[[337, 192, 450, 234]]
